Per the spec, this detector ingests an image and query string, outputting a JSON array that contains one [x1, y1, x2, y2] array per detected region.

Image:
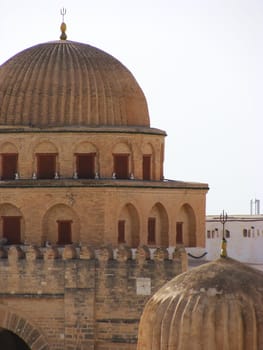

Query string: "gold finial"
[[60, 8, 67, 40]]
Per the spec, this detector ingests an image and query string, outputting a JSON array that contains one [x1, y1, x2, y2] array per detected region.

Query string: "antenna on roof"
[[250, 199, 260, 215], [60, 8, 67, 40]]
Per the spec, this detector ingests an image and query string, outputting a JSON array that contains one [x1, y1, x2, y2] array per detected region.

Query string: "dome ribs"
[[0, 46, 41, 125], [30, 45, 54, 126], [75, 44, 101, 126], [111, 63, 133, 126], [55, 43, 67, 126], [96, 50, 117, 126], [66, 43, 85, 126], [102, 53, 124, 126], [0, 40, 150, 128], [138, 258, 263, 350]]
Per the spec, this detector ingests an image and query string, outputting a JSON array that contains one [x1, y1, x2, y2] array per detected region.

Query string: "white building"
[[206, 214, 263, 271]]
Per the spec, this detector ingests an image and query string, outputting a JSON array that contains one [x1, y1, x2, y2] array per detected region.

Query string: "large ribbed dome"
[[137, 257, 263, 350], [0, 40, 150, 128]]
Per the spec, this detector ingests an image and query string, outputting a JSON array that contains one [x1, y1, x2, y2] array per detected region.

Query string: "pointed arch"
[[177, 204, 196, 247], [117, 203, 140, 247], [148, 203, 169, 247]]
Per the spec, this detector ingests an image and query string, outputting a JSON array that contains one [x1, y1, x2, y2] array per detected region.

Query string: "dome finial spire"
[[60, 7, 67, 40]]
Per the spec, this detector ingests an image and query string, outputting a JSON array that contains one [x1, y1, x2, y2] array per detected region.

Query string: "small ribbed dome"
[[137, 257, 263, 350], [0, 40, 150, 128]]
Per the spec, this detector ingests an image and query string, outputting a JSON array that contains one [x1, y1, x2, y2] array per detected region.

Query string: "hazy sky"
[[1, 0, 263, 215]]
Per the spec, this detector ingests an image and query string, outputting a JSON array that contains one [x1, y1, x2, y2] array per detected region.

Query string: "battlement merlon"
[[0, 244, 188, 264]]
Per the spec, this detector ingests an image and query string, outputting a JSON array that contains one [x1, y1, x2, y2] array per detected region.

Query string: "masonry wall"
[[0, 185, 207, 248], [0, 245, 187, 350]]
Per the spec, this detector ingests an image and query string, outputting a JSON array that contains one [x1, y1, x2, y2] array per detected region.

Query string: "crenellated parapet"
[[0, 243, 188, 350], [0, 244, 187, 266]]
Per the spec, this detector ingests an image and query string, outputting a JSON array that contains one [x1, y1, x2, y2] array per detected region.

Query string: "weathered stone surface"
[[137, 257, 263, 350], [0, 246, 185, 349]]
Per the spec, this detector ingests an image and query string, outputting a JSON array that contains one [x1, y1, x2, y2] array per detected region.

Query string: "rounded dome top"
[[0, 40, 150, 128], [137, 257, 263, 350]]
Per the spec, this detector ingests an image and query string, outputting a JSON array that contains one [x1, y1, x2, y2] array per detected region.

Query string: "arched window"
[[2, 216, 21, 244], [176, 204, 196, 247], [143, 155, 151, 180], [148, 203, 169, 247], [147, 217, 156, 245], [113, 154, 129, 179], [118, 220, 126, 244], [225, 229, 230, 238], [37, 153, 57, 179], [42, 204, 80, 245], [176, 222, 183, 244], [112, 143, 131, 179], [1, 154, 18, 180], [57, 220, 72, 245], [117, 204, 140, 247], [75, 153, 95, 179]]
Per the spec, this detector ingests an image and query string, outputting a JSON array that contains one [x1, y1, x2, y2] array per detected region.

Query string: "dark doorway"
[[1, 154, 18, 180], [57, 220, 72, 245], [37, 154, 56, 179], [2, 216, 21, 244], [76, 153, 95, 179], [176, 222, 183, 244], [113, 154, 129, 179], [0, 328, 30, 349], [143, 155, 151, 180]]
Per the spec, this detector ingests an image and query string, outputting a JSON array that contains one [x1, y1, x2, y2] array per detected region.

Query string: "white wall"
[[206, 215, 263, 266]]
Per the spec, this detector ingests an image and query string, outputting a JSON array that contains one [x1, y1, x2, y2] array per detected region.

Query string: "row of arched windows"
[[0, 138, 164, 181], [0, 152, 154, 181], [0, 203, 196, 248], [243, 228, 263, 238], [1, 215, 187, 247], [207, 229, 230, 239]]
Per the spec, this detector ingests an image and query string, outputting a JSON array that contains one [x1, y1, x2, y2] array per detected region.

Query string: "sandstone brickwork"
[[0, 245, 187, 350]]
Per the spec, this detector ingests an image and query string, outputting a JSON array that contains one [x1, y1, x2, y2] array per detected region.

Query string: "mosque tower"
[[0, 16, 208, 250], [0, 15, 208, 350]]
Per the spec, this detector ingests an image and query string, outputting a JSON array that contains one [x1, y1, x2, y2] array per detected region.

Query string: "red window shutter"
[[143, 155, 151, 180], [2, 216, 21, 244], [118, 220, 126, 243], [176, 222, 183, 244], [114, 154, 129, 179], [57, 221, 72, 245], [147, 217, 156, 244], [76, 153, 95, 179], [1, 154, 18, 180], [37, 154, 56, 179]]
